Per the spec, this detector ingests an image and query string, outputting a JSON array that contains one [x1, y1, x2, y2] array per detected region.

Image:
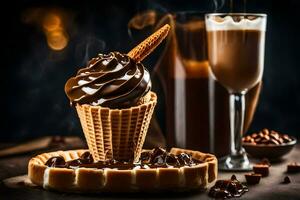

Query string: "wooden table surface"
[[0, 144, 299, 200]]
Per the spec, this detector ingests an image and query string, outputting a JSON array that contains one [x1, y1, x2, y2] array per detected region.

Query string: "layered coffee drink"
[[206, 16, 266, 93], [205, 14, 267, 170]]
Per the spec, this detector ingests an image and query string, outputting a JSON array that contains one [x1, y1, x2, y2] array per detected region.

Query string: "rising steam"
[[213, 0, 225, 11], [75, 36, 105, 66]]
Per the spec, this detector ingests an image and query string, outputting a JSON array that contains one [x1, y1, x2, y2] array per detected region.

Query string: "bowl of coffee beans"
[[242, 129, 297, 160]]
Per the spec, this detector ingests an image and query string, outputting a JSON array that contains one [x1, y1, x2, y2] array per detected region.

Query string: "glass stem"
[[229, 93, 245, 157]]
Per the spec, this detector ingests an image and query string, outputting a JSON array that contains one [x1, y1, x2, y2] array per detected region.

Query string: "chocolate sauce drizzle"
[[45, 147, 201, 169], [208, 175, 249, 199], [64, 52, 151, 108]]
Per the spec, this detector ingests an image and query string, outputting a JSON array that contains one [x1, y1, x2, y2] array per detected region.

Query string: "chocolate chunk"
[[140, 151, 151, 164], [231, 174, 237, 180], [165, 154, 179, 166], [45, 156, 66, 167], [150, 147, 166, 161], [177, 153, 193, 166], [245, 173, 262, 185], [253, 164, 269, 177], [208, 175, 248, 198], [282, 176, 291, 184], [80, 151, 94, 164], [287, 162, 300, 173], [152, 154, 166, 165]]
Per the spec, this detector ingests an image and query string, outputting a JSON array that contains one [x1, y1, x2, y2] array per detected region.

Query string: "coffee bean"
[[283, 135, 292, 143], [243, 129, 293, 145], [264, 135, 270, 140], [258, 132, 264, 138], [270, 133, 279, 140], [262, 128, 269, 135], [278, 138, 284, 144], [270, 138, 280, 145]]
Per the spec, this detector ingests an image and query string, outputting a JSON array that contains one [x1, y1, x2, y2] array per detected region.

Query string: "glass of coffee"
[[205, 13, 267, 170]]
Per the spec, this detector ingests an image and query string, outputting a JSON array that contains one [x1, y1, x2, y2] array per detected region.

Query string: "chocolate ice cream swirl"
[[65, 52, 151, 108]]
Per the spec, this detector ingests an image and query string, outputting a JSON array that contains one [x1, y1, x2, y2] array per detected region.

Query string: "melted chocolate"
[[45, 148, 201, 169], [45, 156, 66, 168], [208, 175, 248, 199], [65, 52, 151, 108]]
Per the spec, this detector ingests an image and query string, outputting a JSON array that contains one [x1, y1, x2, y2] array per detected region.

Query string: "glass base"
[[218, 153, 252, 171]]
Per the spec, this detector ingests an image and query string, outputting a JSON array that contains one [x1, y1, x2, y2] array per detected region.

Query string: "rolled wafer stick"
[[127, 24, 170, 62]]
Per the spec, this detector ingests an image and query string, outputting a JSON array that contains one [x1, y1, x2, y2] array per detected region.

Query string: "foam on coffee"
[[206, 15, 266, 31]]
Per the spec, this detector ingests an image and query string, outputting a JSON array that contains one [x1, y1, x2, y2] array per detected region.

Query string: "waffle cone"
[[76, 92, 157, 162], [127, 24, 170, 62]]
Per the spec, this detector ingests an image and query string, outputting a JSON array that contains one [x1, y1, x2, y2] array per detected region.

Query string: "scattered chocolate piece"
[[245, 173, 262, 185], [208, 175, 248, 198], [243, 129, 293, 145], [282, 176, 291, 184], [287, 162, 300, 173], [253, 164, 269, 177]]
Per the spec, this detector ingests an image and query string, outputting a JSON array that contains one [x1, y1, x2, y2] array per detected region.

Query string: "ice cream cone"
[[76, 92, 157, 162], [72, 24, 169, 162]]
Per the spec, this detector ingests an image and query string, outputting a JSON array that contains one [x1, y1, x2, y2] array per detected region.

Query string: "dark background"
[[1, 0, 300, 142]]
